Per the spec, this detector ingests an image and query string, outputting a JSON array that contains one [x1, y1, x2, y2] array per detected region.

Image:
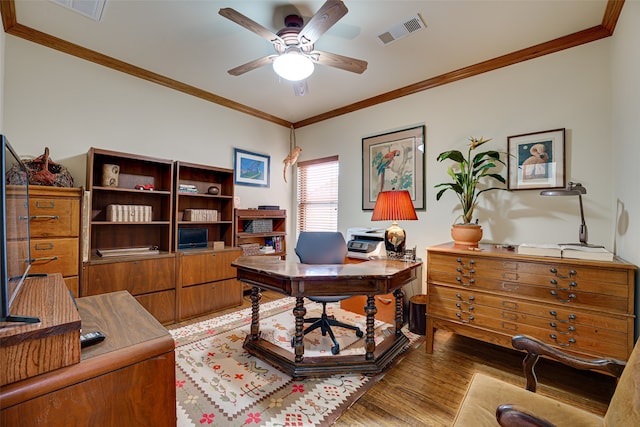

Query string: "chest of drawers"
[[27, 187, 83, 297], [426, 243, 636, 360]]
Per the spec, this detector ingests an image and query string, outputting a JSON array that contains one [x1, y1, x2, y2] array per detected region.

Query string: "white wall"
[[3, 35, 296, 250], [611, 1, 640, 336], [296, 40, 614, 268]]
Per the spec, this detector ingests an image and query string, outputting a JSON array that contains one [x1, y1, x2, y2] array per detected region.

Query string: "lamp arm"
[[578, 194, 588, 245]]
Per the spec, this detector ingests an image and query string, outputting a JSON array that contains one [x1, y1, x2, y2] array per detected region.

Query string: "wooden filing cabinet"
[[82, 255, 176, 324], [426, 243, 636, 361], [176, 247, 243, 321], [27, 186, 83, 297]]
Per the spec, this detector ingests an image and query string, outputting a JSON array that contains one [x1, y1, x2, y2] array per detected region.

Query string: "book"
[[517, 243, 614, 261], [517, 243, 562, 258], [559, 244, 614, 261], [97, 246, 160, 257]]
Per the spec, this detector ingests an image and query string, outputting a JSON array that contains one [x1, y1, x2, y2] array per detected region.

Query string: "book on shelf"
[[517, 243, 613, 261], [97, 246, 160, 257]]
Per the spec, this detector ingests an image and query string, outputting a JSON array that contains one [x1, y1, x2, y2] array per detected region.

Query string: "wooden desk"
[[232, 256, 422, 378], [1, 291, 176, 427]]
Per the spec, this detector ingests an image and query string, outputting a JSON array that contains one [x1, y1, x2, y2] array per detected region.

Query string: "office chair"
[[293, 231, 364, 355]]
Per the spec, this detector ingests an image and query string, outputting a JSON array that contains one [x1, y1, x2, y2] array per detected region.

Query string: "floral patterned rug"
[[169, 297, 423, 426]]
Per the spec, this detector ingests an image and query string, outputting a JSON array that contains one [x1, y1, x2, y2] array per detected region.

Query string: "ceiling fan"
[[219, 0, 367, 96]]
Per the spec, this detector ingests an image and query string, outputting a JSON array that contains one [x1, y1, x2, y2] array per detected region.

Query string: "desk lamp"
[[540, 182, 603, 247], [371, 190, 418, 257]]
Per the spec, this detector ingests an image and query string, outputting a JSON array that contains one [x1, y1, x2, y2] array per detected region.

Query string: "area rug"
[[169, 297, 423, 426]]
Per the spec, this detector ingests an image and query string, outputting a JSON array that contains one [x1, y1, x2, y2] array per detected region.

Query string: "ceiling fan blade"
[[293, 80, 309, 97], [228, 55, 277, 76], [298, 0, 348, 46], [219, 8, 284, 46], [310, 50, 367, 74]]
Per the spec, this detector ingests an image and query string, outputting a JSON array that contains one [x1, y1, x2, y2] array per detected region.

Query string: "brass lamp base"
[[384, 221, 406, 258]]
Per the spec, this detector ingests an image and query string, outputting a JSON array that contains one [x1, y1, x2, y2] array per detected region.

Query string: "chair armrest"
[[511, 335, 626, 392], [496, 404, 556, 427]]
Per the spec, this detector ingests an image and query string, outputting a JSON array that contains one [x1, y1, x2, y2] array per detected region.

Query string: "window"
[[297, 155, 339, 233]]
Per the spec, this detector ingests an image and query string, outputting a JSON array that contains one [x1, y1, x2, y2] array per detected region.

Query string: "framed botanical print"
[[362, 125, 425, 210], [507, 128, 565, 191]]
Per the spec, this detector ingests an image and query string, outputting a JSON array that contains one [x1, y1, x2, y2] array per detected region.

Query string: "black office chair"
[[293, 231, 364, 355]]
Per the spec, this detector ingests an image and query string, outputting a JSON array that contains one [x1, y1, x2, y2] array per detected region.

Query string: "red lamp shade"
[[371, 190, 418, 257]]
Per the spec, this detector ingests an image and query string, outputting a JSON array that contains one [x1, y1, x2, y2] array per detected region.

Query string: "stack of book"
[[178, 183, 198, 193], [517, 243, 614, 261]]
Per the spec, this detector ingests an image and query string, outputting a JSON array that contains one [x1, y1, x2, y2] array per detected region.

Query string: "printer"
[[346, 227, 387, 259]]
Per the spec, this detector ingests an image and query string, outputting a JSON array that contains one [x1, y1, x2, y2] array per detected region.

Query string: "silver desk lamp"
[[540, 182, 603, 247]]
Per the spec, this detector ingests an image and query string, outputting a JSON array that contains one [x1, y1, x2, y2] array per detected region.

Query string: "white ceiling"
[[12, 1, 608, 124]]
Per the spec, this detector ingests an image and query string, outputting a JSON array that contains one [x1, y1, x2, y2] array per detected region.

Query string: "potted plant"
[[435, 137, 507, 247]]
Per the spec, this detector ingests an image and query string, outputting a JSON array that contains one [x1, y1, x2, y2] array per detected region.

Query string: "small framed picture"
[[507, 128, 565, 191], [234, 148, 270, 187]]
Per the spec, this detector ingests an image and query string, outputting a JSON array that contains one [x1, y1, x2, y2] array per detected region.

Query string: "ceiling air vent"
[[50, 0, 106, 22], [376, 14, 426, 46]]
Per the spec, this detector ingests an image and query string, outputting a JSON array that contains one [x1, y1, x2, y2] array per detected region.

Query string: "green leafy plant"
[[435, 137, 507, 224]]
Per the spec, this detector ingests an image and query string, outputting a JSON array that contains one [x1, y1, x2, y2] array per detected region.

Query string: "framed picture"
[[362, 125, 425, 210], [507, 128, 565, 191], [234, 148, 270, 187]]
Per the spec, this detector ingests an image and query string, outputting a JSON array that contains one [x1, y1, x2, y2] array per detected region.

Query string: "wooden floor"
[[174, 291, 617, 426]]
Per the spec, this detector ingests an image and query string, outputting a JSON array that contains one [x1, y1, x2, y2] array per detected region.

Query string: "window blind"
[[297, 155, 339, 233]]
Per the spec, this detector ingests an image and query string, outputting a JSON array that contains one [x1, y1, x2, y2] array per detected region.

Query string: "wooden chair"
[[452, 334, 639, 426]]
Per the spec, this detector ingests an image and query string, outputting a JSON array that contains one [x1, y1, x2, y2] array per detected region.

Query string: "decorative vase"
[[451, 223, 483, 248]]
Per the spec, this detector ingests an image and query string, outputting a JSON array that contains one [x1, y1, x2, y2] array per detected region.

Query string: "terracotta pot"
[[451, 224, 483, 248]]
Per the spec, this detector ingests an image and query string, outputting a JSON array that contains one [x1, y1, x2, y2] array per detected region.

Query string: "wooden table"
[[232, 256, 422, 378], [1, 291, 176, 427]]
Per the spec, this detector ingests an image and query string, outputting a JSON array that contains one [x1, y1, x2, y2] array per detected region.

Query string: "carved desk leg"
[[364, 295, 378, 360], [250, 286, 262, 340], [293, 297, 306, 362], [394, 288, 404, 336]]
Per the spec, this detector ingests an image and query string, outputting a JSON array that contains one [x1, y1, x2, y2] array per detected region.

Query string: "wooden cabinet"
[[83, 255, 176, 324], [83, 148, 175, 322], [234, 209, 286, 257], [176, 248, 243, 321], [426, 243, 636, 361], [173, 162, 241, 321], [8, 186, 83, 296], [0, 291, 176, 427]]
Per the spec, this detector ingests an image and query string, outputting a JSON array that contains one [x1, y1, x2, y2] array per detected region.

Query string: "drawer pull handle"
[[35, 201, 55, 209], [550, 322, 576, 333], [456, 267, 475, 275], [455, 312, 474, 323], [551, 280, 578, 291], [550, 290, 576, 303], [550, 334, 576, 347], [35, 243, 54, 250], [549, 311, 577, 322], [549, 268, 577, 279], [456, 258, 475, 269], [30, 215, 60, 220], [456, 277, 475, 286], [29, 256, 58, 262]]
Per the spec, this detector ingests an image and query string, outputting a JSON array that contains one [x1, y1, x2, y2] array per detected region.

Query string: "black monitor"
[[1, 135, 39, 323]]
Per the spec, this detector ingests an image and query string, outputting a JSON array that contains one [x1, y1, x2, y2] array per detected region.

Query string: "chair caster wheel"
[[331, 344, 340, 355], [356, 330, 364, 338]]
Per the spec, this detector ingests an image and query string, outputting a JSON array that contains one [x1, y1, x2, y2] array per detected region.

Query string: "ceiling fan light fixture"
[[273, 49, 314, 82]]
